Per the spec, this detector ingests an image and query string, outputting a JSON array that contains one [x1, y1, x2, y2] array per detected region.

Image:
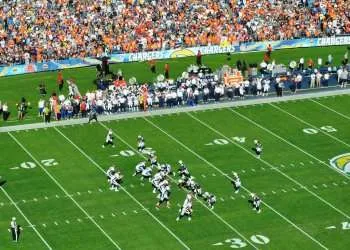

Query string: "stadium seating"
[[0, 0, 349, 65]]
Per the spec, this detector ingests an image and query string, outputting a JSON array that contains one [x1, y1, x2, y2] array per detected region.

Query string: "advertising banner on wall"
[[0, 36, 349, 77]]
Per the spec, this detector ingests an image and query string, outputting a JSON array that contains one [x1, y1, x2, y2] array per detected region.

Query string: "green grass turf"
[[0, 45, 348, 126], [0, 94, 350, 249]]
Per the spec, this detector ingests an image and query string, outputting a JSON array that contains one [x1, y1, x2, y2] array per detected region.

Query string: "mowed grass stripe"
[[17, 127, 189, 250], [54, 126, 191, 250], [60, 122, 251, 250], [97, 121, 259, 250], [1, 186, 52, 249], [269, 103, 350, 149], [0, 133, 120, 250], [228, 107, 350, 180], [142, 116, 329, 249], [7, 132, 122, 250]]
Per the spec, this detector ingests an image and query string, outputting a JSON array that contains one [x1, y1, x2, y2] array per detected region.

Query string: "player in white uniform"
[[176, 193, 193, 221], [161, 163, 174, 176], [253, 140, 263, 158], [207, 194, 216, 209], [137, 135, 145, 152], [141, 166, 152, 181], [102, 129, 115, 148], [149, 154, 159, 169], [133, 161, 146, 176], [250, 193, 262, 213], [106, 166, 115, 181], [156, 180, 171, 208], [232, 172, 241, 193], [178, 161, 190, 178], [151, 171, 164, 193], [110, 171, 123, 191]]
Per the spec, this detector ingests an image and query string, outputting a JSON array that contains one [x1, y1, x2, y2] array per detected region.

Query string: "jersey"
[[106, 167, 115, 179], [141, 167, 152, 177], [135, 162, 146, 173], [106, 131, 113, 142]]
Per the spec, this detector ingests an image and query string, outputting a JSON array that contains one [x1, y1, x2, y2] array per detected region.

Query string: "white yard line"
[[54, 126, 191, 250], [269, 103, 350, 149], [187, 113, 350, 220], [144, 116, 329, 249], [97, 122, 259, 250], [0, 187, 52, 249], [8, 132, 122, 250], [311, 99, 350, 121], [229, 108, 350, 180]]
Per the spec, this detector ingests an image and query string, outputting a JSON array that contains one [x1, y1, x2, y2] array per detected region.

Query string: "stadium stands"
[[0, 0, 349, 65]]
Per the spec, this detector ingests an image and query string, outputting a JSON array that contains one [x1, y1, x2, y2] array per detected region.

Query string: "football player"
[[207, 194, 216, 209], [156, 180, 171, 208], [141, 166, 152, 181], [149, 154, 159, 169], [193, 184, 203, 198], [161, 163, 174, 176], [102, 129, 115, 148], [151, 171, 164, 193], [110, 171, 123, 192], [253, 140, 263, 158], [178, 161, 190, 178], [137, 135, 145, 152], [176, 193, 193, 221], [133, 161, 146, 177], [250, 193, 262, 213], [106, 166, 115, 181], [232, 172, 241, 194]]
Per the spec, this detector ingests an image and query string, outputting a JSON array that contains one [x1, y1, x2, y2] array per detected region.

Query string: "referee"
[[9, 217, 22, 242]]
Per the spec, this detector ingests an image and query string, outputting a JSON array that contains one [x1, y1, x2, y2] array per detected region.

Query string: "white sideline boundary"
[[54, 126, 191, 250], [0, 187, 53, 249], [1, 88, 350, 133], [8, 132, 122, 250]]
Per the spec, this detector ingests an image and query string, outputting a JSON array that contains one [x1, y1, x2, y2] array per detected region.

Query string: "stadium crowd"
[[0, 0, 349, 65]]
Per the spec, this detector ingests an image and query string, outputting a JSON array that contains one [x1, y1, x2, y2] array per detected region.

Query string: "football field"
[[0, 94, 350, 249]]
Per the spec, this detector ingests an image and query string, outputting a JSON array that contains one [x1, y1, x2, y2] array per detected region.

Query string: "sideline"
[[1, 87, 350, 133]]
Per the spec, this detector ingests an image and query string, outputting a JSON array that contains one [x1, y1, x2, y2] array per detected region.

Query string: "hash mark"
[[201, 174, 206, 178], [122, 212, 127, 215], [251, 168, 256, 172], [98, 188, 103, 192], [44, 196, 48, 200], [343, 181, 348, 185], [281, 189, 287, 193], [55, 195, 60, 198], [309, 161, 314, 164], [290, 163, 295, 167], [54, 221, 58, 226], [88, 190, 92, 194], [77, 218, 82, 222], [220, 197, 225, 202], [313, 185, 318, 189], [230, 196, 235, 200], [322, 184, 328, 188], [111, 213, 116, 217], [212, 173, 216, 177], [133, 210, 138, 214], [271, 190, 276, 194], [300, 162, 304, 166], [76, 192, 81, 195], [280, 164, 285, 168], [65, 220, 70, 224], [332, 182, 338, 186], [100, 215, 104, 219], [260, 167, 266, 171], [42, 224, 46, 228], [240, 195, 246, 199], [292, 188, 298, 192]]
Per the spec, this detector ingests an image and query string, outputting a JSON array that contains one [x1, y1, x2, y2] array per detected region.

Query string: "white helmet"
[[178, 160, 183, 165]]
